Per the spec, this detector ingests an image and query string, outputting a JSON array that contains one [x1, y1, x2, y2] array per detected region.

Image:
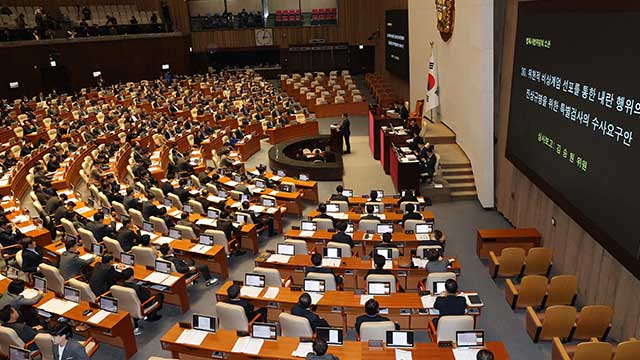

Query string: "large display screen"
[[506, 0, 640, 278], [385, 9, 409, 80]]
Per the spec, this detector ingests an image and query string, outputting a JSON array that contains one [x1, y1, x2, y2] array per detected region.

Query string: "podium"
[[330, 126, 343, 153]]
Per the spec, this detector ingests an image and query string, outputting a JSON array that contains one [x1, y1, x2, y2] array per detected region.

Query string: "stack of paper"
[[20, 288, 40, 299], [266, 207, 279, 214], [18, 224, 37, 233], [207, 196, 226, 203], [190, 244, 212, 254], [161, 275, 180, 286], [452, 348, 481, 360], [420, 295, 437, 309], [240, 286, 263, 298], [308, 292, 324, 305], [249, 205, 266, 213], [153, 237, 174, 245], [79, 254, 94, 261], [74, 206, 92, 214], [270, 176, 282, 182], [231, 337, 264, 355], [269, 190, 280, 196], [225, 180, 239, 187], [196, 218, 217, 227], [263, 287, 280, 299], [415, 234, 431, 241], [38, 298, 77, 314], [298, 230, 315, 237], [11, 215, 30, 223], [291, 342, 314, 358], [395, 349, 413, 360], [267, 254, 291, 263], [144, 272, 169, 284], [360, 294, 375, 305], [87, 310, 111, 324], [176, 329, 209, 346], [321, 258, 341, 268], [139, 230, 156, 238]]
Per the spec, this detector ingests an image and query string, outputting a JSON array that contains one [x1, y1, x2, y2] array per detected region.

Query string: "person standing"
[[339, 113, 351, 154]]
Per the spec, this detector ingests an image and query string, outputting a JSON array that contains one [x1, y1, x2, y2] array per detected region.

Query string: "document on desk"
[[224, 180, 238, 187], [153, 237, 174, 245], [308, 292, 324, 305], [329, 213, 348, 220], [139, 230, 156, 238], [298, 230, 315, 237], [20, 288, 39, 299], [270, 175, 282, 182], [167, 209, 182, 218], [412, 258, 428, 268], [421, 295, 437, 309], [74, 206, 92, 214], [452, 348, 481, 360], [267, 254, 291, 263], [196, 218, 218, 227], [269, 190, 279, 196], [395, 349, 413, 360], [266, 207, 279, 214], [249, 205, 266, 213], [79, 254, 94, 261], [161, 275, 180, 286], [87, 310, 111, 324], [190, 244, 212, 254], [232, 337, 264, 355], [240, 286, 263, 298], [321, 258, 341, 268], [291, 341, 314, 358], [11, 214, 30, 223], [176, 329, 209, 346], [360, 294, 375, 305], [208, 195, 227, 203], [38, 298, 77, 314], [17, 224, 38, 233], [144, 272, 169, 284], [263, 287, 280, 299]]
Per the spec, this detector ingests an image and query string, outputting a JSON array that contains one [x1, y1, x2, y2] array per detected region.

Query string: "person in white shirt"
[[50, 324, 90, 360]]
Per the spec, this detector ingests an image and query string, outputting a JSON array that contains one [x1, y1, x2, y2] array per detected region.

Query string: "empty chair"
[[129, 209, 144, 228], [428, 315, 475, 343], [204, 229, 235, 256], [522, 247, 553, 276], [216, 302, 253, 331], [150, 216, 169, 235], [47, 129, 58, 140], [506, 275, 548, 309], [78, 228, 99, 252], [229, 190, 244, 201], [571, 305, 613, 341], [404, 220, 426, 233], [188, 200, 205, 215], [175, 225, 196, 240], [253, 267, 291, 287], [544, 275, 578, 307], [358, 219, 380, 232], [360, 321, 396, 342], [366, 274, 397, 293], [103, 236, 124, 259], [110, 285, 161, 331], [131, 245, 157, 267], [306, 273, 337, 291], [279, 313, 313, 337], [551, 337, 612, 360], [39, 263, 65, 295], [67, 278, 98, 302], [614, 338, 640, 360], [423, 272, 457, 294], [283, 239, 308, 255], [313, 218, 334, 231], [526, 305, 577, 342], [326, 241, 352, 258], [489, 247, 526, 278], [61, 218, 79, 237]]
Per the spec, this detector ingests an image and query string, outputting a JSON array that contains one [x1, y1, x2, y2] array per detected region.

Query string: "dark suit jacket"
[[339, 118, 350, 136], [354, 314, 398, 334], [162, 254, 190, 274], [89, 263, 121, 295], [291, 304, 329, 331], [329, 194, 349, 204], [226, 298, 255, 320], [116, 228, 139, 252], [21, 247, 43, 273], [305, 266, 339, 284], [330, 232, 354, 248], [59, 251, 93, 280], [52, 339, 90, 360], [84, 221, 115, 242], [173, 187, 190, 203], [123, 280, 152, 302], [434, 295, 467, 316], [123, 196, 140, 210], [4, 321, 37, 349], [401, 212, 423, 226], [142, 201, 163, 220]]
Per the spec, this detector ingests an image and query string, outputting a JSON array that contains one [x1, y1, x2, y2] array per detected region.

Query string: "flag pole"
[[429, 42, 434, 124]]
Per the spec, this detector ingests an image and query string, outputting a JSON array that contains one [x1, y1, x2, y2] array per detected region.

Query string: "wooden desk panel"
[[306, 210, 434, 224], [236, 135, 261, 161], [51, 144, 96, 190], [248, 168, 319, 203], [266, 121, 319, 145], [476, 228, 542, 259], [308, 101, 369, 118]]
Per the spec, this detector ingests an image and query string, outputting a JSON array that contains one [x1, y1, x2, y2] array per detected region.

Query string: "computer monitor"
[[342, 189, 353, 197], [376, 223, 394, 234], [100, 296, 119, 313], [207, 208, 219, 219], [316, 327, 343, 346], [33, 276, 46, 293], [299, 174, 309, 181], [155, 259, 172, 274], [277, 243, 295, 256], [164, 198, 172, 207], [143, 221, 154, 232], [415, 224, 433, 234], [162, 64, 170, 70], [325, 203, 340, 213], [280, 184, 292, 192], [251, 322, 277, 340], [300, 221, 317, 231], [303, 279, 325, 293], [121, 252, 135, 266], [9, 346, 29, 360], [345, 222, 355, 234], [386, 330, 414, 348], [255, 179, 266, 189], [93, 71, 101, 78], [375, 248, 393, 260], [236, 213, 248, 225], [92, 243, 103, 256], [372, 190, 384, 199], [183, 204, 193, 213], [169, 228, 182, 239], [233, 174, 242, 183], [120, 214, 130, 223], [262, 197, 275, 207], [323, 247, 342, 259], [87, 198, 95, 208], [367, 281, 391, 295], [9, 82, 19, 90], [245, 273, 265, 288], [6, 266, 19, 279], [102, 206, 111, 216], [433, 281, 447, 294], [276, 170, 286, 177], [199, 234, 214, 246], [456, 330, 485, 348], [63, 286, 81, 303], [193, 314, 217, 333], [218, 189, 228, 198]]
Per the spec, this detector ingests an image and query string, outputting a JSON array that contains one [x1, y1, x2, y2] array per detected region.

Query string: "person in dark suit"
[[44, 195, 63, 215], [0, 280, 43, 326], [314, 203, 336, 228], [116, 218, 139, 252], [328, 185, 349, 204], [305, 253, 343, 285], [159, 244, 218, 286], [225, 284, 267, 321], [160, 179, 175, 196], [360, 205, 380, 220], [354, 299, 399, 334], [240, 201, 275, 236], [89, 253, 122, 296], [419, 145, 437, 183], [397, 190, 418, 205], [123, 189, 141, 210], [330, 222, 354, 248], [142, 193, 164, 219], [84, 212, 116, 242], [20, 237, 43, 274], [364, 254, 392, 280], [291, 293, 329, 332], [339, 113, 351, 154], [401, 204, 423, 226], [121, 267, 163, 327], [0, 305, 40, 350], [50, 323, 90, 359], [58, 239, 94, 280], [0, 221, 20, 253], [173, 178, 190, 203], [433, 279, 467, 326], [305, 339, 339, 360]]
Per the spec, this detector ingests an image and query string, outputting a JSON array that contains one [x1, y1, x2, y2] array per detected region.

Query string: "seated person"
[[364, 254, 392, 280], [59, 239, 95, 280], [84, 212, 116, 242], [425, 248, 449, 273], [397, 189, 418, 205], [401, 204, 423, 226], [20, 237, 44, 275], [360, 205, 379, 220], [134, 234, 161, 257], [0, 279, 43, 327], [121, 268, 163, 327], [305, 253, 343, 286], [50, 323, 91, 359], [305, 338, 339, 360], [291, 293, 330, 332], [477, 350, 494, 360], [433, 279, 467, 326], [0, 305, 40, 350], [330, 222, 354, 248], [417, 229, 446, 247], [354, 299, 399, 335], [177, 212, 200, 236], [116, 218, 140, 252], [225, 284, 267, 321], [89, 253, 123, 296], [314, 204, 336, 227], [240, 201, 275, 236], [329, 185, 349, 204], [159, 243, 218, 286], [371, 233, 399, 257]]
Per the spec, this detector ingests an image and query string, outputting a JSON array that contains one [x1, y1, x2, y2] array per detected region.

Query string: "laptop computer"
[[367, 281, 391, 295], [323, 247, 342, 259], [277, 243, 295, 256], [251, 322, 277, 340], [303, 278, 325, 293], [456, 330, 485, 348], [376, 223, 394, 234], [316, 327, 343, 346], [325, 203, 340, 213], [199, 234, 214, 246], [415, 224, 433, 241], [121, 252, 135, 266], [63, 286, 81, 303], [193, 314, 217, 333], [100, 296, 119, 313], [433, 280, 447, 294], [386, 330, 414, 348]]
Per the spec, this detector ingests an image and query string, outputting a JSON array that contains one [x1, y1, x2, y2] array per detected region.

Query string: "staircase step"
[[442, 169, 473, 176], [424, 135, 456, 145], [450, 190, 478, 201], [448, 182, 477, 192], [442, 175, 475, 183], [440, 162, 470, 169]]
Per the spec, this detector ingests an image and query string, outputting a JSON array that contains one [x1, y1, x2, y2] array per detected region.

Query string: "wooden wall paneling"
[[5, 0, 160, 11], [495, 0, 640, 341], [166, 0, 190, 33]]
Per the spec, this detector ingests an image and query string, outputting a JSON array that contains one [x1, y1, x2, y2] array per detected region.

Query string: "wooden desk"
[[236, 135, 261, 161], [0, 278, 138, 358], [217, 176, 304, 218], [369, 111, 404, 160], [390, 144, 420, 193], [248, 168, 319, 203], [476, 228, 542, 259], [347, 196, 427, 208], [254, 252, 460, 291], [160, 324, 511, 359], [266, 121, 319, 145], [51, 144, 96, 190], [380, 129, 411, 174], [330, 126, 343, 153], [306, 210, 434, 224], [308, 101, 369, 118]]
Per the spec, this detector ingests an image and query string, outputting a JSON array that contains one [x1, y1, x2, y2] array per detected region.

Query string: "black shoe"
[[147, 314, 162, 322]]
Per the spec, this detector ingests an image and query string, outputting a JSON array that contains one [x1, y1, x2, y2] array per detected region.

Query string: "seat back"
[[572, 305, 613, 340], [366, 273, 397, 293], [98, 192, 111, 209], [35, 333, 54, 360], [110, 285, 143, 319], [546, 275, 578, 307], [498, 247, 526, 276], [614, 338, 640, 360], [40, 263, 65, 295], [284, 239, 308, 255], [103, 236, 124, 259], [517, 275, 549, 308], [15, 250, 23, 268], [523, 247, 552, 276], [281, 181, 296, 192], [167, 193, 183, 210], [150, 216, 169, 235], [128, 209, 145, 228], [436, 315, 475, 343], [0, 326, 24, 357], [204, 229, 231, 255], [358, 219, 380, 232], [329, 200, 349, 213], [61, 218, 78, 236], [416, 245, 443, 259], [425, 272, 456, 294], [68, 278, 97, 303], [326, 241, 352, 258], [112, 201, 127, 217], [131, 246, 157, 267], [253, 267, 282, 287], [188, 200, 205, 215], [230, 190, 244, 200], [360, 321, 396, 342], [175, 225, 196, 240], [572, 341, 612, 360], [306, 272, 337, 291], [149, 187, 165, 202], [279, 313, 313, 337], [540, 305, 577, 340], [313, 218, 334, 231], [216, 302, 249, 331], [403, 219, 425, 232], [78, 228, 98, 251], [190, 175, 200, 188]]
